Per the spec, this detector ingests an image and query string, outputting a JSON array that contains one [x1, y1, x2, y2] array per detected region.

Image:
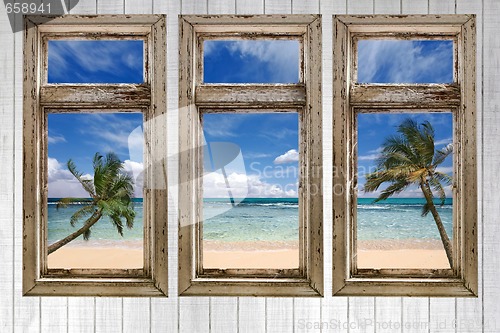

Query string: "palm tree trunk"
[[47, 210, 102, 255], [420, 181, 453, 267]]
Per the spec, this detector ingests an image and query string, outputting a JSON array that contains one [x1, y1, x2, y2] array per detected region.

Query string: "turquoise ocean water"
[[48, 197, 453, 245], [47, 198, 144, 246]]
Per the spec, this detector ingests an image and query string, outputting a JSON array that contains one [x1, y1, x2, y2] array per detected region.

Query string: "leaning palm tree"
[[363, 118, 453, 267], [48, 152, 136, 254]]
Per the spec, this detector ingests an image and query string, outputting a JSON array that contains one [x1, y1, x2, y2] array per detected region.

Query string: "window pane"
[[48, 40, 144, 83], [203, 40, 300, 83], [47, 113, 144, 269], [357, 112, 453, 269], [202, 113, 299, 269], [357, 40, 454, 83]]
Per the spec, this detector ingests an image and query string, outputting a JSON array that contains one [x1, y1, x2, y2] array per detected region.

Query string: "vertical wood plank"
[[236, 0, 264, 14], [239, 298, 266, 333], [266, 298, 294, 332], [482, 0, 500, 333], [402, 298, 430, 333], [264, 0, 292, 14], [181, 0, 208, 14], [179, 298, 210, 333], [455, 2, 483, 332], [295, 298, 321, 333], [324, 0, 349, 329], [375, 298, 401, 333], [350, 298, 375, 333], [292, 0, 319, 14], [151, 2, 178, 333], [123, 298, 150, 333], [40, 298, 68, 333], [68, 298, 94, 333], [73, 0, 98, 14], [0, 1, 14, 332], [13, 2, 40, 331], [125, 0, 151, 14], [429, 298, 456, 333], [208, 0, 235, 14], [427, 3, 457, 332], [97, 0, 121, 14], [374, 0, 401, 14], [401, 0, 428, 14], [429, 0, 455, 15], [210, 298, 238, 333], [347, 0, 374, 15], [95, 298, 122, 333]]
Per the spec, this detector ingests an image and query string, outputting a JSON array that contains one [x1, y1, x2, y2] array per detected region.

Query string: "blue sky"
[[357, 40, 453, 83], [47, 38, 454, 200], [204, 39, 300, 83], [48, 40, 144, 83], [357, 112, 453, 198], [202, 113, 299, 198]]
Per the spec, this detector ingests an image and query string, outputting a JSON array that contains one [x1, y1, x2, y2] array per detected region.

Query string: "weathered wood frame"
[[23, 15, 168, 297], [179, 15, 323, 297], [332, 15, 477, 296]]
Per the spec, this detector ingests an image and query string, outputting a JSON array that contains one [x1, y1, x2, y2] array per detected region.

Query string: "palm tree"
[[48, 152, 136, 255], [363, 118, 453, 267]]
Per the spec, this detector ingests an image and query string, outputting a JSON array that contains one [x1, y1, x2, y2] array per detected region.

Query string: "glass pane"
[[48, 40, 144, 83], [203, 39, 300, 83], [47, 113, 144, 269], [357, 112, 453, 269], [202, 113, 299, 269], [357, 40, 454, 83]]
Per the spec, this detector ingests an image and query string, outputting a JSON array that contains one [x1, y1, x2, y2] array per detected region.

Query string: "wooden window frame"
[[178, 15, 323, 297], [23, 15, 168, 297], [332, 15, 477, 297]]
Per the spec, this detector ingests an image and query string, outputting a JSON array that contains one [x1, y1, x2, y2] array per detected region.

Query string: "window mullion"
[[39, 84, 151, 108], [195, 84, 306, 108], [349, 84, 461, 109]]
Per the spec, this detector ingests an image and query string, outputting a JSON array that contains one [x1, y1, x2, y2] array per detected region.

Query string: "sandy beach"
[[48, 246, 143, 269], [47, 239, 450, 270]]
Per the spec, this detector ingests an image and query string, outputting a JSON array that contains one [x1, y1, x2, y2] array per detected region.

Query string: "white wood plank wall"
[[0, 0, 494, 332]]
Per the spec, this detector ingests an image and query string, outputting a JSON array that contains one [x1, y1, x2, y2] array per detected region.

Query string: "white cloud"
[[48, 135, 66, 144], [358, 147, 382, 161], [122, 159, 144, 198], [244, 152, 272, 159], [48, 157, 90, 198], [48, 157, 144, 198], [48, 40, 143, 81], [203, 171, 297, 199], [358, 153, 380, 161], [358, 40, 453, 83], [77, 114, 144, 157], [358, 183, 452, 199], [202, 115, 245, 138], [436, 166, 453, 174], [434, 137, 453, 146], [206, 40, 300, 83], [274, 149, 299, 164]]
